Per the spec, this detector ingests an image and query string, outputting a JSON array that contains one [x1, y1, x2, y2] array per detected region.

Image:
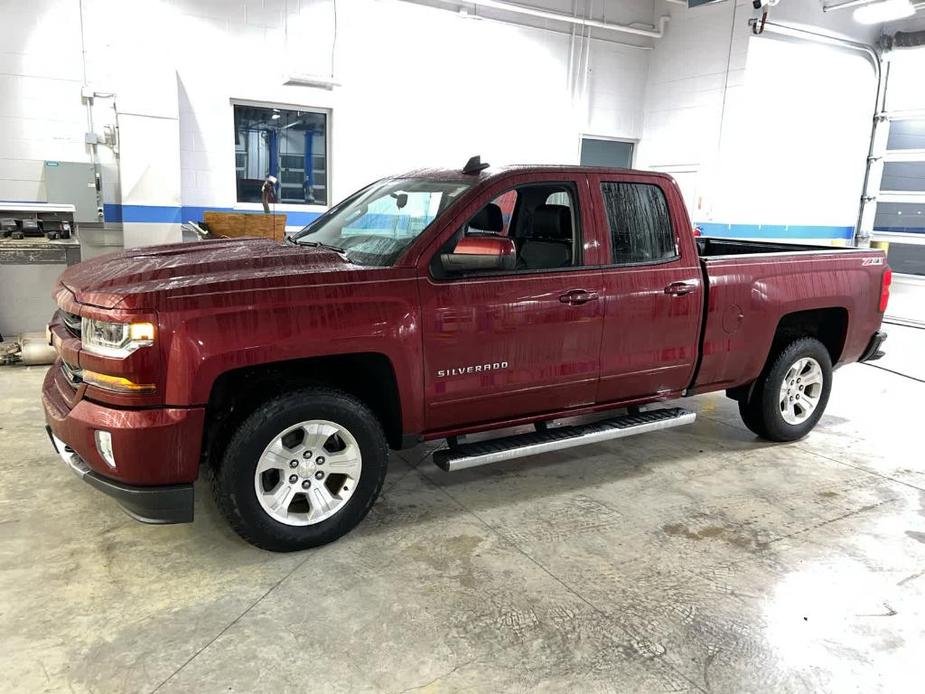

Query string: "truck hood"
[[61, 237, 362, 309]]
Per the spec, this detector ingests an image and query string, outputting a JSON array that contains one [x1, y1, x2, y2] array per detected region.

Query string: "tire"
[[737, 337, 833, 442], [212, 387, 388, 552], [738, 396, 769, 439]]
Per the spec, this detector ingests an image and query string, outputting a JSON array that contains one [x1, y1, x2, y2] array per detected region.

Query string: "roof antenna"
[[462, 155, 489, 175]]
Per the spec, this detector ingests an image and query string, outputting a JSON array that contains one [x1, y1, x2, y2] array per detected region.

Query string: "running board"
[[432, 407, 696, 472]]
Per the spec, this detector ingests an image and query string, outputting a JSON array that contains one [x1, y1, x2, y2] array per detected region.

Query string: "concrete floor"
[[2, 327, 924, 694]]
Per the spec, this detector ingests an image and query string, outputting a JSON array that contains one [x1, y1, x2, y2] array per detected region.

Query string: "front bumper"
[[859, 331, 888, 362], [47, 427, 193, 523], [42, 361, 204, 523]]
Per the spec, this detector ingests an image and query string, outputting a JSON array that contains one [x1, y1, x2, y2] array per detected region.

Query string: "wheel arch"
[[727, 307, 847, 403], [770, 307, 849, 366], [201, 352, 404, 470]]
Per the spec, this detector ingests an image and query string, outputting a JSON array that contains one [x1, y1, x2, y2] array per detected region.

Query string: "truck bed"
[[696, 237, 846, 257], [691, 237, 887, 395]]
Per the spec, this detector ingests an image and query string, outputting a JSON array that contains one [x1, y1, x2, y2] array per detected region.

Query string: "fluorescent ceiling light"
[[284, 74, 339, 89], [853, 0, 914, 24]]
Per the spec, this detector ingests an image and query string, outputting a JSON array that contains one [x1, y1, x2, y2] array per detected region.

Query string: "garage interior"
[[2, 0, 925, 692]]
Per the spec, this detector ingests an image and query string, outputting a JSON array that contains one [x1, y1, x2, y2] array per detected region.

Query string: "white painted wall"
[[0, 0, 86, 203], [0, 0, 656, 246], [637, 0, 880, 243], [174, 0, 656, 215], [714, 37, 874, 228]]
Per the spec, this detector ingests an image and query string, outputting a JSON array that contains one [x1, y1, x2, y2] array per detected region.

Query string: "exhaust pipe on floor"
[[17, 332, 57, 366]]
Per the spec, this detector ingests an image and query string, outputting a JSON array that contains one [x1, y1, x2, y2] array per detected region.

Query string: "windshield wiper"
[[296, 239, 347, 254]]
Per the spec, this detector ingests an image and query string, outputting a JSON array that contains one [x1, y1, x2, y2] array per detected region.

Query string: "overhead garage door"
[[873, 52, 925, 279]]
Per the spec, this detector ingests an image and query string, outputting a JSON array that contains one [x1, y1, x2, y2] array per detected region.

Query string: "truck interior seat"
[[467, 203, 503, 233], [518, 204, 573, 269]]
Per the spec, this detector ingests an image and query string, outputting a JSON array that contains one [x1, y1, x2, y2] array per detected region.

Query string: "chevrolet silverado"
[[43, 159, 890, 551]]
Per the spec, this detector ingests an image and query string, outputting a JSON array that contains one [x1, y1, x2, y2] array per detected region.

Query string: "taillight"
[[879, 267, 892, 313]]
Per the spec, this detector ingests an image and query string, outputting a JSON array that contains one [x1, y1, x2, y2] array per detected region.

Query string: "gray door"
[[580, 138, 634, 168]]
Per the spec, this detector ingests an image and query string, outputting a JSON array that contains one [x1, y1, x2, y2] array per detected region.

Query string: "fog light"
[[95, 430, 116, 468]]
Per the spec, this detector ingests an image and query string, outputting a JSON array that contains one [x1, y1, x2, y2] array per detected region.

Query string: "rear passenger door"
[[590, 174, 703, 403], [417, 173, 606, 432]]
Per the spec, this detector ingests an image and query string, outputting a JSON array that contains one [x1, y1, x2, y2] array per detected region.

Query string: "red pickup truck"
[[43, 160, 890, 551]]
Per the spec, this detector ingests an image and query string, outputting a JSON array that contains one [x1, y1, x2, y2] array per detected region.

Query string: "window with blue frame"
[[233, 104, 328, 205]]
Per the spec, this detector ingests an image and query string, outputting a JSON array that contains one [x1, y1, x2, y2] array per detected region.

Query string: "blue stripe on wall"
[[103, 204, 321, 228], [102, 203, 121, 222], [695, 223, 854, 240], [104, 204, 182, 223]]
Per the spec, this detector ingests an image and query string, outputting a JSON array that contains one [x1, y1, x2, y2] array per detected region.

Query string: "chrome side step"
[[433, 407, 696, 472]]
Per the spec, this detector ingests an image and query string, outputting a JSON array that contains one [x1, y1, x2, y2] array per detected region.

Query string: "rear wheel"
[[212, 387, 388, 551], [737, 337, 833, 442]]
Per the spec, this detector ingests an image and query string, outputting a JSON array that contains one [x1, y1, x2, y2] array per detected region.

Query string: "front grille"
[[60, 360, 83, 386], [59, 310, 81, 338]]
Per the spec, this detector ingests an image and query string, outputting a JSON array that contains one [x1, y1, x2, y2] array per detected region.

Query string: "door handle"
[[559, 289, 599, 305], [664, 281, 697, 296]]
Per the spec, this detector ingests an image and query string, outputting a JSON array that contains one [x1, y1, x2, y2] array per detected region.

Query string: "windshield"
[[292, 178, 473, 266]]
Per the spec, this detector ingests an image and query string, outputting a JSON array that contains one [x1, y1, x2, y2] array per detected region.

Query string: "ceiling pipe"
[[456, 0, 670, 38], [748, 19, 879, 74], [823, 0, 879, 12]]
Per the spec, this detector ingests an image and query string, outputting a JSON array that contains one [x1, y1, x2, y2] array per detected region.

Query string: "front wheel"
[[738, 337, 833, 442], [212, 387, 388, 552]]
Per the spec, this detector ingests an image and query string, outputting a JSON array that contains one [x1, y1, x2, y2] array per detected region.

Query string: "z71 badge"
[[862, 257, 884, 266], [437, 362, 509, 378]]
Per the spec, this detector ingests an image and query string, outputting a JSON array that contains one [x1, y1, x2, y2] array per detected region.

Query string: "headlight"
[[81, 318, 155, 358]]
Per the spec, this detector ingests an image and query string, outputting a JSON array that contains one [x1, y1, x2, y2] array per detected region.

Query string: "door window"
[[447, 183, 582, 273], [601, 182, 677, 265]]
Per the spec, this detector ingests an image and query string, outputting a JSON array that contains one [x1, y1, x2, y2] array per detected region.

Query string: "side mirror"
[[440, 235, 516, 273]]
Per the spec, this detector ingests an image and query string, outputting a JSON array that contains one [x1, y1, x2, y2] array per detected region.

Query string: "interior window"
[[601, 182, 677, 265], [233, 104, 328, 205]]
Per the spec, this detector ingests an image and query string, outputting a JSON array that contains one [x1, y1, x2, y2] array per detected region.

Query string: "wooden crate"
[[203, 212, 287, 241]]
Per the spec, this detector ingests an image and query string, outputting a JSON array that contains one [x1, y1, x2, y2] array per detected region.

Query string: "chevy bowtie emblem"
[[437, 362, 509, 378]]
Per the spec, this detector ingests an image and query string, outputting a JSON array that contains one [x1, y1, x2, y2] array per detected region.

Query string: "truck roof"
[[395, 164, 672, 184]]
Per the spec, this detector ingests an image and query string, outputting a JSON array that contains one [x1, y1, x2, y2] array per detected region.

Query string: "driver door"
[[417, 173, 606, 433]]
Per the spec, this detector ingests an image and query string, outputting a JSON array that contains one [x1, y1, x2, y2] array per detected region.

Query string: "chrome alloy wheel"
[[254, 420, 362, 526], [778, 357, 824, 425]]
